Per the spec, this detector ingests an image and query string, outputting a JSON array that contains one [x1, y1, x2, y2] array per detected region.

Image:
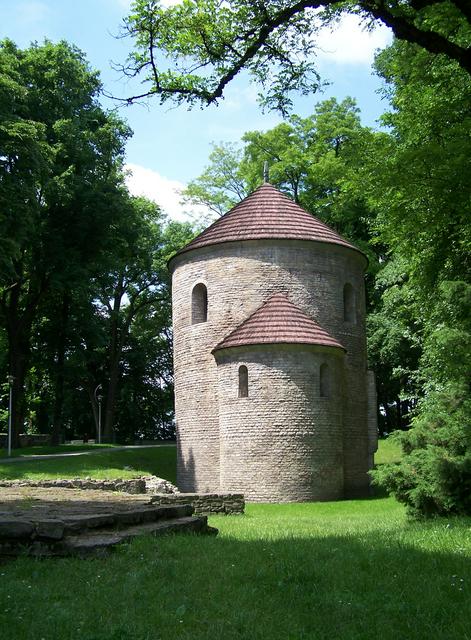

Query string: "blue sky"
[[1, 0, 392, 220]]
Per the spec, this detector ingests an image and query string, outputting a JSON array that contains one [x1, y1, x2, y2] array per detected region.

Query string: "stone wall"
[[215, 344, 345, 502], [150, 493, 245, 515], [171, 238, 369, 498], [0, 433, 51, 448], [0, 479, 245, 515], [0, 478, 147, 494]]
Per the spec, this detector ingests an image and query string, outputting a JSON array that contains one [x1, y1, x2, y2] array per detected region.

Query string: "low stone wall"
[[0, 478, 147, 494], [150, 493, 245, 515], [0, 480, 245, 514], [0, 433, 51, 448]]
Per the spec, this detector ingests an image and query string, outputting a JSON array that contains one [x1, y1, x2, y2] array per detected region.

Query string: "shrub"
[[371, 384, 471, 517]]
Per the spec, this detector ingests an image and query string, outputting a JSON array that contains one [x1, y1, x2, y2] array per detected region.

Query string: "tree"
[[91, 196, 168, 442], [184, 97, 383, 282], [182, 142, 248, 217], [366, 258, 422, 434], [0, 39, 130, 447], [118, 0, 470, 112], [367, 39, 471, 515]]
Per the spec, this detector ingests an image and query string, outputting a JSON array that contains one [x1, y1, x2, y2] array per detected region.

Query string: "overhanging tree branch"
[[118, 0, 471, 108]]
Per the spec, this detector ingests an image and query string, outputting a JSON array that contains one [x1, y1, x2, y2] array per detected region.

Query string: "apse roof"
[[173, 182, 360, 260], [212, 293, 346, 353]]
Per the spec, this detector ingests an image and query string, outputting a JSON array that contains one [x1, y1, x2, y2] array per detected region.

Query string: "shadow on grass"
[[1, 509, 470, 640]]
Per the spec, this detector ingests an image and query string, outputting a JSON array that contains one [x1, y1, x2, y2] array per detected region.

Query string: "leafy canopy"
[[119, 0, 471, 112], [367, 38, 471, 516]]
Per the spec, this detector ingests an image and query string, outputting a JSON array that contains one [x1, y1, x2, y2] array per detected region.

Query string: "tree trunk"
[[102, 277, 124, 443], [396, 396, 402, 430], [7, 329, 29, 449], [51, 294, 70, 445], [2, 268, 48, 449], [87, 383, 99, 438], [103, 352, 120, 443]]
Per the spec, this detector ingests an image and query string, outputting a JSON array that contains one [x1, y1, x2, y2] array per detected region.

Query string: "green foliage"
[[421, 281, 471, 387], [366, 258, 422, 432], [122, 0, 323, 114], [182, 142, 247, 217], [373, 282, 471, 515], [0, 39, 132, 445], [0, 39, 197, 445], [370, 42, 471, 295], [373, 386, 471, 517], [120, 0, 471, 111], [368, 40, 471, 515]]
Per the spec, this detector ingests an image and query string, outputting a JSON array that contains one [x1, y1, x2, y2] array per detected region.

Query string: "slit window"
[[343, 283, 356, 323], [238, 365, 248, 398], [320, 363, 330, 398], [191, 283, 207, 324]]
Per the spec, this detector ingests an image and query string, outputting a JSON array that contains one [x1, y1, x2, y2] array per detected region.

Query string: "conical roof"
[[212, 293, 345, 353], [173, 183, 361, 261]]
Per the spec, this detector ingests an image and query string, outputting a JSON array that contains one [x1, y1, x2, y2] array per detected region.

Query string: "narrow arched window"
[[238, 365, 248, 398], [191, 283, 207, 324], [343, 283, 356, 323], [320, 363, 330, 398]]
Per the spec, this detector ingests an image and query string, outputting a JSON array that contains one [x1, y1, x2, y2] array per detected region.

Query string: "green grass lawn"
[[374, 436, 403, 464], [0, 443, 117, 458], [0, 499, 469, 640], [0, 446, 177, 484], [0, 439, 470, 638]]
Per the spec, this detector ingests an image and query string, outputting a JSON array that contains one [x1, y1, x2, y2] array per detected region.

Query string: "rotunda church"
[[169, 183, 378, 502]]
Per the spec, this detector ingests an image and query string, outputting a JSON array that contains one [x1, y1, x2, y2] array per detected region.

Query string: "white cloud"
[[316, 14, 392, 65], [125, 163, 211, 223]]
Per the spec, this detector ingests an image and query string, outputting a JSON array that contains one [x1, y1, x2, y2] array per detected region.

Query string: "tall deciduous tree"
[[93, 196, 167, 442], [0, 39, 130, 446], [367, 39, 471, 515]]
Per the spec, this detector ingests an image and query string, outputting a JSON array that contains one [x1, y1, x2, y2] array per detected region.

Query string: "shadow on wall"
[[176, 441, 196, 491]]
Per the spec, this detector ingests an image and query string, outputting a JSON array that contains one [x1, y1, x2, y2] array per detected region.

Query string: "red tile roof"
[[212, 293, 346, 353], [176, 183, 360, 258]]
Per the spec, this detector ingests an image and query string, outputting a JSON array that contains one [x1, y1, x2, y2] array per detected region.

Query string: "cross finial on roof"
[[263, 161, 269, 183]]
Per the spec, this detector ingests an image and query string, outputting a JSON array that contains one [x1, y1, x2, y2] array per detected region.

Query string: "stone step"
[[61, 504, 194, 535], [0, 490, 219, 557], [0, 504, 196, 543], [59, 515, 217, 556]]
